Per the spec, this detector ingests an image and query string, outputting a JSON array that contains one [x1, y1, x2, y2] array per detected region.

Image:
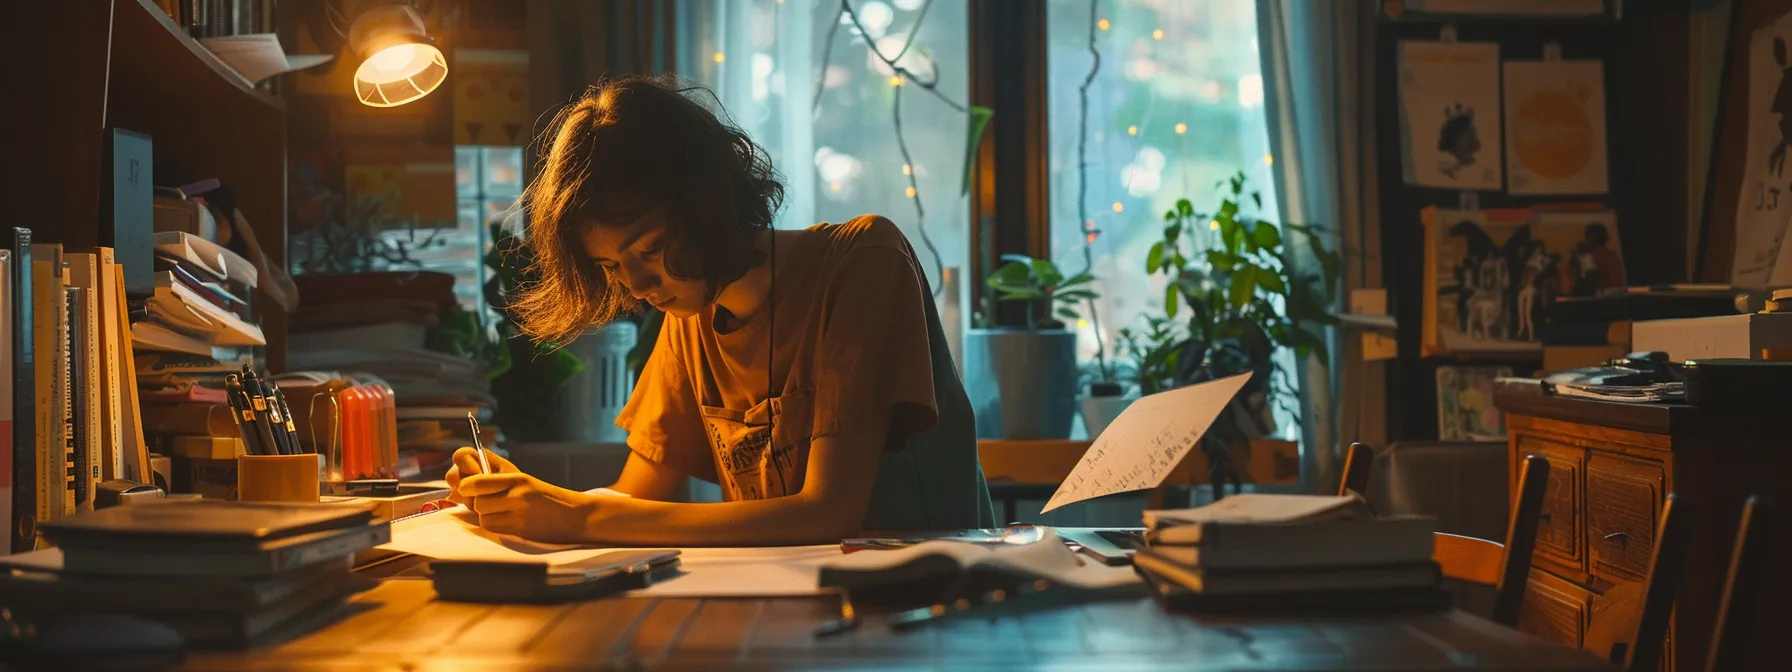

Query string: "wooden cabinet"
[[1497, 383, 1791, 671]]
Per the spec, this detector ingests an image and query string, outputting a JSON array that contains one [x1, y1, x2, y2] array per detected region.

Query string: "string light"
[[1126, 125, 1138, 136], [902, 164, 912, 175], [1263, 154, 1274, 165], [712, 52, 726, 63], [1086, 232, 1099, 244], [1111, 202, 1124, 213], [1174, 122, 1188, 135], [1097, 17, 1110, 30], [905, 186, 917, 198], [1077, 318, 1091, 329], [1152, 29, 1165, 40], [889, 75, 903, 87], [1209, 219, 1220, 230], [829, 181, 844, 192]]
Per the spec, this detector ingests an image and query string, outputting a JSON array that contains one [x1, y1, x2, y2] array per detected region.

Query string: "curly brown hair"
[[509, 75, 785, 345]]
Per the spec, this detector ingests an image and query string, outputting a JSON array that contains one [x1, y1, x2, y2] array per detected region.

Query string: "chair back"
[[1617, 493, 1688, 672], [1338, 442, 1374, 498], [1704, 496, 1771, 672], [1430, 453, 1548, 627]]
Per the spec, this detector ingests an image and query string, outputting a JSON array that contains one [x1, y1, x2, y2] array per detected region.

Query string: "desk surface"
[[179, 579, 1608, 671]]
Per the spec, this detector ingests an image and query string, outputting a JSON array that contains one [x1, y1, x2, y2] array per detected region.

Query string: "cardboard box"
[[1631, 313, 1792, 362]]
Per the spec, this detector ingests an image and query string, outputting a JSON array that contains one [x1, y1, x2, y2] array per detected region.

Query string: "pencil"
[[467, 412, 491, 474]]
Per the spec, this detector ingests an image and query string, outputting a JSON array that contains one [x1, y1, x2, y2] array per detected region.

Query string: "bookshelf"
[[0, 0, 289, 370]]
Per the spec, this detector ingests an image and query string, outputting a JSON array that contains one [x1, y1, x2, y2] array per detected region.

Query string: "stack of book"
[[1133, 494, 1445, 614], [133, 232, 266, 473], [0, 500, 388, 648]]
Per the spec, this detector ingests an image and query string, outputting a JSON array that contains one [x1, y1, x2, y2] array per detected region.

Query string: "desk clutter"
[[0, 500, 387, 649]]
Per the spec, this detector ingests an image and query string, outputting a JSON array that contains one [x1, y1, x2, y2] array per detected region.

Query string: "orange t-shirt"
[[613, 216, 994, 531]]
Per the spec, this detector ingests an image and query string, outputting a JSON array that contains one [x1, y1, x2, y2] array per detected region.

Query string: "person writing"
[[444, 76, 995, 546]]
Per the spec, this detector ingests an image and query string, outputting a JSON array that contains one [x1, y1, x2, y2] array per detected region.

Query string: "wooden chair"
[[1607, 493, 1689, 671], [1431, 453, 1549, 627], [1704, 495, 1771, 672], [1337, 442, 1374, 498]]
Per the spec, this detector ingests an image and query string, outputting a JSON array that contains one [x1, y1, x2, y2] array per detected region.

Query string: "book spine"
[[59, 286, 76, 517], [97, 249, 125, 481], [30, 249, 63, 534], [10, 232, 32, 554], [0, 250, 12, 556]]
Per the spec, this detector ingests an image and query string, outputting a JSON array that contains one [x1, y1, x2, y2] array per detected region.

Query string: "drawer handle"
[[1602, 531, 1628, 544]]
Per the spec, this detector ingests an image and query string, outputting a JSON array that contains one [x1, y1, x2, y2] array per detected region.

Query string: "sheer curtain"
[[1256, 0, 1377, 492]]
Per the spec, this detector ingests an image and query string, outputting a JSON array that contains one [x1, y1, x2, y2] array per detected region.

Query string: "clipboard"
[[428, 550, 681, 603]]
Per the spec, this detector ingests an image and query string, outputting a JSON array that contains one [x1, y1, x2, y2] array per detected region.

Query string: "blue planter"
[[962, 329, 1079, 439]]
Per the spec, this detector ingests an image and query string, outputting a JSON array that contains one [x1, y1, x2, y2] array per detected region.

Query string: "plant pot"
[[1080, 394, 1136, 439], [962, 328, 1079, 439], [554, 322, 639, 442]]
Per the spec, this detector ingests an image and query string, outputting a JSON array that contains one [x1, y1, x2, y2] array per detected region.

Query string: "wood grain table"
[[178, 579, 1611, 671]]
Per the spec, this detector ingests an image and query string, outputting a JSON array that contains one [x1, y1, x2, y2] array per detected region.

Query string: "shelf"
[[124, 0, 285, 112]]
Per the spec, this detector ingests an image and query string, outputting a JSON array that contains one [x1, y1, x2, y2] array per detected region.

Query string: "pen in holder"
[[237, 454, 322, 503]]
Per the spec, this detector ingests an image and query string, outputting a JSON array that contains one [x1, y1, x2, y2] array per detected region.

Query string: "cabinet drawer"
[[1514, 436, 1585, 573], [1585, 456, 1665, 582], [1518, 569, 1587, 649]]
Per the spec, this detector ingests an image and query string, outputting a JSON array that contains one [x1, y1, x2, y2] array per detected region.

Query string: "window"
[[678, 0, 973, 296], [413, 145, 522, 315], [1046, 0, 1278, 383]]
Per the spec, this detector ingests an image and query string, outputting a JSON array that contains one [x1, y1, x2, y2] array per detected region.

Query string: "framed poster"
[[1436, 366, 1512, 442], [1422, 206, 1543, 356], [1397, 41, 1504, 190], [1503, 59, 1610, 196]]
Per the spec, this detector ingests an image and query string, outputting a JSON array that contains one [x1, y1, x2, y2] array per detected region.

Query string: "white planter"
[[555, 322, 639, 443], [1080, 395, 1136, 439]]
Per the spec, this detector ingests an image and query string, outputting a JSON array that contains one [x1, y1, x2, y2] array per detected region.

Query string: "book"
[[1144, 494, 1373, 540], [1138, 567, 1452, 615], [0, 552, 357, 611], [1132, 552, 1441, 595], [139, 402, 237, 436], [0, 250, 11, 554], [151, 231, 256, 289], [93, 249, 127, 481], [153, 264, 247, 314], [1143, 495, 1436, 571], [146, 277, 265, 346], [7, 230, 31, 554], [56, 524, 392, 578], [113, 267, 152, 483], [67, 254, 107, 510], [160, 434, 245, 460], [40, 500, 374, 547], [29, 244, 70, 528], [131, 321, 212, 356]]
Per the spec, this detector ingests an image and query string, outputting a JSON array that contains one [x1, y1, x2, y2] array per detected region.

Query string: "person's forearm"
[[575, 492, 862, 546]]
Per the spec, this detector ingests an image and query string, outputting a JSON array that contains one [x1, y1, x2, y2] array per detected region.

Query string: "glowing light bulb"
[[1152, 29, 1165, 40], [368, 44, 415, 72], [1077, 319, 1090, 329], [1209, 219, 1220, 230], [829, 181, 844, 192], [1111, 202, 1124, 213], [902, 164, 912, 175], [1126, 125, 1138, 136], [905, 186, 917, 198], [889, 75, 903, 87], [1097, 17, 1110, 30], [1174, 122, 1188, 135], [713, 52, 726, 63], [1263, 154, 1274, 165]]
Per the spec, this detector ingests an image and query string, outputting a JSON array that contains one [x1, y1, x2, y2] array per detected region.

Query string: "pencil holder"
[[237, 454, 322, 503]]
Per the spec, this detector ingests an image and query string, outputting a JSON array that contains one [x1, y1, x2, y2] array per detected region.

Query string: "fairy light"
[[1263, 154, 1274, 165], [902, 164, 912, 175], [1209, 219, 1220, 230], [1126, 125, 1138, 136], [1097, 17, 1110, 30], [905, 186, 917, 198], [712, 52, 726, 63], [889, 75, 903, 87], [1077, 318, 1091, 329], [1111, 202, 1124, 213], [1152, 29, 1165, 40], [829, 181, 843, 192], [1174, 122, 1188, 135]]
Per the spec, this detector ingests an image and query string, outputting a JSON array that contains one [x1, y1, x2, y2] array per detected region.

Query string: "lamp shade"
[[348, 4, 447, 107]]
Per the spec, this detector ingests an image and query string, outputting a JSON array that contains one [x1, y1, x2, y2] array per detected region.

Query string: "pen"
[[241, 367, 286, 455], [223, 374, 261, 455], [467, 411, 491, 474], [269, 379, 303, 453]]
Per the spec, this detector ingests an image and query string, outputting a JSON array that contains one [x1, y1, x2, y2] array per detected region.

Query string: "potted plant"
[[961, 255, 1093, 439], [1142, 172, 1340, 494]]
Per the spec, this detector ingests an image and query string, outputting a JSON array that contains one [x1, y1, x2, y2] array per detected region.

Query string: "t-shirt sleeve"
[[613, 320, 716, 481], [811, 245, 939, 447]]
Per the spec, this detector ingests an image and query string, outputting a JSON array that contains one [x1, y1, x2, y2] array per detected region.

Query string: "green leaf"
[[1146, 241, 1165, 274], [961, 106, 995, 197], [1206, 250, 1235, 271], [1251, 191, 1262, 210], [1029, 258, 1064, 287], [1058, 271, 1094, 288], [1166, 283, 1181, 319], [1164, 209, 1177, 222], [1253, 222, 1282, 250], [1229, 265, 1257, 310], [1056, 307, 1081, 321], [1177, 199, 1195, 216], [1257, 270, 1287, 295], [1054, 289, 1099, 302]]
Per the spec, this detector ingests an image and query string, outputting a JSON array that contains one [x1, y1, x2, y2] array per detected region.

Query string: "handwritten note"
[[1042, 372, 1252, 513]]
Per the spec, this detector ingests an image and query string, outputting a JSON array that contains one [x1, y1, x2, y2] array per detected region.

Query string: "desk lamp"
[[346, 3, 448, 107]]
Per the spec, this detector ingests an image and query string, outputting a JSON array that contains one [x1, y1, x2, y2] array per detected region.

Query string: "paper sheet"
[[1503, 59, 1610, 196], [199, 34, 332, 85], [377, 506, 841, 596], [1739, 10, 1792, 288], [1397, 41, 1504, 190], [1041, 373, 1252, 514]]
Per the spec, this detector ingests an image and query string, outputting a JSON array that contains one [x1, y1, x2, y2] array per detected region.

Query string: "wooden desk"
[[178, 579, 1609, 671]]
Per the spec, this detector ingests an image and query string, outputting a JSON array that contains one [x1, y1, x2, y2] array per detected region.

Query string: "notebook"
[[39, 499, 374, 546]]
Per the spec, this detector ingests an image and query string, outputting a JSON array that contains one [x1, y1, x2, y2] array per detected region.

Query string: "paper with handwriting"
[[1042, 372, 1252, 513]]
